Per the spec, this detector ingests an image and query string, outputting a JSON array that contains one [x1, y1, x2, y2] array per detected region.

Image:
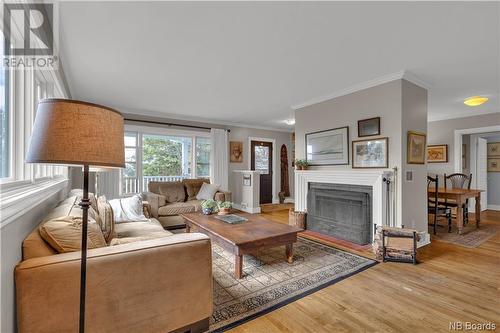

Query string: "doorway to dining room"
[[462, 131, 500, 212]]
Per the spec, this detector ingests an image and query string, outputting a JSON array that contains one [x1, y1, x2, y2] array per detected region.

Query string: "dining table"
[[427, 187, 483, 234]]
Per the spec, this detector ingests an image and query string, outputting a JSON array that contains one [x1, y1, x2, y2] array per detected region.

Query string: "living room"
[[1, 2, 499, 333]]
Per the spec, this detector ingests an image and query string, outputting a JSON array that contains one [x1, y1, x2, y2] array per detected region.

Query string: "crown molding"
[[292, 70, 431, 110]]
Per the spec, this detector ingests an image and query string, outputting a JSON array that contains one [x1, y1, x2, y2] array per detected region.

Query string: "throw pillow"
[[183, 179, 210, 201], [39, 216, 107, 253], [196, 183, 219, 201], [158, 182, 186, 203], [108, 195, 149, 223], [97, 196, 115, 243]]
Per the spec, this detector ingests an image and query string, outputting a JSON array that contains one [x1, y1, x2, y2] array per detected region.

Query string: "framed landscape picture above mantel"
[[427, 144, 448, 163], [305, 126, 349, 165], [358, 117, 380, 137], [352, 137, 388, 168]]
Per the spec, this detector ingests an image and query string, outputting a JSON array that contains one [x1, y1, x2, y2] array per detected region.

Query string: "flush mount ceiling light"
[[464, 96, 489, 107], [284, 119, 295, 126]]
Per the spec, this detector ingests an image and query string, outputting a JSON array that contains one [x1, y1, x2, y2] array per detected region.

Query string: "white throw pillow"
[[109, 195, 148, 223], [196, 183, 219, 200]]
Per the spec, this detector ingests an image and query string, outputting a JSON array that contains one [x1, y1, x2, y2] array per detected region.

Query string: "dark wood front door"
[[251, 140, 273, 204]]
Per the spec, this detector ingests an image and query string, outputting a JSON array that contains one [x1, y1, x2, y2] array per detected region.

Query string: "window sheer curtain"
[[210, 128, 229, 191]]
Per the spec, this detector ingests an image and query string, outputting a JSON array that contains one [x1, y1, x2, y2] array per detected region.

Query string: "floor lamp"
[[26, 99, 124, 333]]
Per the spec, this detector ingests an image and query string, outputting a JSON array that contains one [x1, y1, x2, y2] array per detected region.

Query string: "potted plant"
[[295, 159, 303, 170], [217, 201, 232, 215], [201, 199, 217, 215], [295, 159, 310, 170]]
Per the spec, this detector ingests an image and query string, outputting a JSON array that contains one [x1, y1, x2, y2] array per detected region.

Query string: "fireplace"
[[307, 182, 372, 245]]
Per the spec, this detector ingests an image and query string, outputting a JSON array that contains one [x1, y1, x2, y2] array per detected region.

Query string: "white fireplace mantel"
[[295, 169, 394, 236]]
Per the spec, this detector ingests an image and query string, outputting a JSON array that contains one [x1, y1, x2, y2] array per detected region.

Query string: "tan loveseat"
[[15, 191, 213, 333], [143, 179, 231, 229]]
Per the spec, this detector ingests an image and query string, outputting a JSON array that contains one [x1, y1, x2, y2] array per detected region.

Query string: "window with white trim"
[[0, 49, 68, 186], [120, 127, 211, 195], [0, 34, 9, 179]]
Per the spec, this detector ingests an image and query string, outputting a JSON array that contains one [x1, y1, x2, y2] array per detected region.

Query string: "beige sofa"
[[15, 191, 212, 333], [143, 179, 231, 229]]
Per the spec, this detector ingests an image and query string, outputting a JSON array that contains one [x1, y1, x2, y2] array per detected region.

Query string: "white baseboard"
[[233, 203, 261, 214], [487, 204, 500, 211]]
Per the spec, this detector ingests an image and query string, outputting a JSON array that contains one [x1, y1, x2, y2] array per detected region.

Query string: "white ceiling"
[[59, 2, 500, 131]]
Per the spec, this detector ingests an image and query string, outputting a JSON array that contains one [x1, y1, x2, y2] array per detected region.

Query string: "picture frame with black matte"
[[352, 137, 389, 168], [305, 126, 349, 166], [358, 117, 380, 137]]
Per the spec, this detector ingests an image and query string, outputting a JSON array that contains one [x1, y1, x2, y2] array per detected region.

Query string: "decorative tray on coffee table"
[[214, 214, 248, 224]]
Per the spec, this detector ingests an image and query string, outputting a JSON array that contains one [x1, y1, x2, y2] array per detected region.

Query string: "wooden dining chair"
[[444, 173, 472, 225], [428, 175, 452, 235]]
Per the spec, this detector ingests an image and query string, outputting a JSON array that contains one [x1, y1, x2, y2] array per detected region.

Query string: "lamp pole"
[[79, 164, 90, 333]]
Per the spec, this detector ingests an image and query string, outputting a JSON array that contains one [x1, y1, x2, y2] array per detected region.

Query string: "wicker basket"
[[289, 208, 306, 229]]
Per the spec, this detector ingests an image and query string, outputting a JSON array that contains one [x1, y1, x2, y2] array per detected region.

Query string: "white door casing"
[[477, 137, 488, 211]]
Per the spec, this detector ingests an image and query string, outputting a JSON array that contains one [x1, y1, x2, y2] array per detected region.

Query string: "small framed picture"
[[357, 117, 380, 137], [407, 131, 426, 164], [352, 137, 388, 168], [488, 159, 500, 172], [230, 141, 243, 163], [488, 142, 500, 157], [427, 144, 448, 163]]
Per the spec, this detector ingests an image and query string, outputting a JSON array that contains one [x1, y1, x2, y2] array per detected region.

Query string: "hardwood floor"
[[228, 210, 500, 333]]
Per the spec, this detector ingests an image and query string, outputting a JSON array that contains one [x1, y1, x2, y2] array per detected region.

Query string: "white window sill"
[[0, 178, 68, 228]]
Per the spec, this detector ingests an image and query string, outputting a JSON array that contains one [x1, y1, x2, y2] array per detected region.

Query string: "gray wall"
[[295, 80, 403, 170], [295, 79, 428, 233], [1, 188, 67, 333], [487, 135, 500, 208], [228, 126, 294, 203], [427, 113, 500, 176], [401, 80, 428, 230]]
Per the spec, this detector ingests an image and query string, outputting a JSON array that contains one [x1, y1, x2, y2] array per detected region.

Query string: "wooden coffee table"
[[180, 211, 303, 279]]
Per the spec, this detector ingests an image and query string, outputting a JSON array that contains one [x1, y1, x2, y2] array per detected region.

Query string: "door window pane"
[[254, 146, 269, 175]]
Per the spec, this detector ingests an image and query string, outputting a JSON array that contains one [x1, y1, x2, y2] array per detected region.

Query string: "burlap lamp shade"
[[25, 98, 124, 333], [26, 99, 125, 167]]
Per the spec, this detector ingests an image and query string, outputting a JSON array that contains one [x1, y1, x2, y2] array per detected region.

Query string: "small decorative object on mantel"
[[289, 208, 306, 229], [305, 126, 349, 165], [373, 226, 419, 265], [358, 117, 381, 137], [352, 137, 388, 168], [407, 131, 427, 164], [230, 141, 243, 163], [217, 201, 232, 215], [427, 144, 448, 163], [294, 159, 310, 170], [201, 199, 217, 215]]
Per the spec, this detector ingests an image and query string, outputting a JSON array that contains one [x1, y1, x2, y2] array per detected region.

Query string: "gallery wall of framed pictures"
[[304, 116, 392, 169], [487, 142, 500, 172]]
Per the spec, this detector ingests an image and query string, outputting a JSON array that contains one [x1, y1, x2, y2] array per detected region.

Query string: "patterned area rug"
[[210, 237, 376, 332], [430, 223, 498, 248]]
